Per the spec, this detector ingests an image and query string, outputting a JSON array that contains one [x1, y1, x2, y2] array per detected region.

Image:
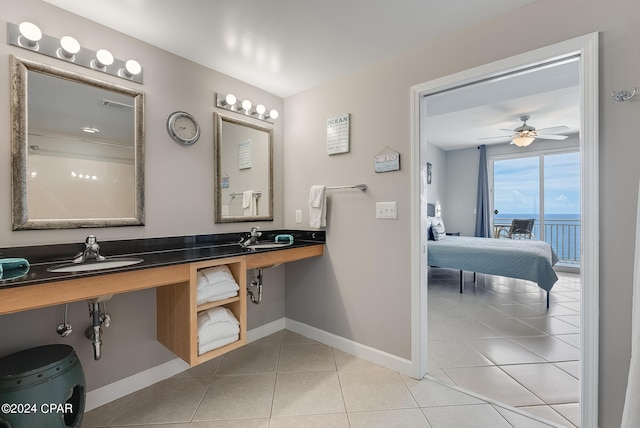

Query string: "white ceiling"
[[424, 58, 581, 151], [42, 0, 535, 98]]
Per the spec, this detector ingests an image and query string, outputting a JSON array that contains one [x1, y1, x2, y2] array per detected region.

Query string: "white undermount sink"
[[47, 257, 144, 273], [244, 242, 291, 250]]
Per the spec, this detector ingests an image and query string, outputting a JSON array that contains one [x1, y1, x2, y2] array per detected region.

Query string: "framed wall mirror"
[[214, 113, 273, 223], [10, 55, 145, 230]]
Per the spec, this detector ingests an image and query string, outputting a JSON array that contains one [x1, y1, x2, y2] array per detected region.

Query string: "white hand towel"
[[197, 307, 239, 329], [309, 185, 327, 228], [199, 265, 236, 289], [198, 335, 239, 355], [243, 190, 257, 216], [198, 322, 240, 345]]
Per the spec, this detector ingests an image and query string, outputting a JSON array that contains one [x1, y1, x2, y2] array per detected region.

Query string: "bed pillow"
[[428, 216, 446, 240]]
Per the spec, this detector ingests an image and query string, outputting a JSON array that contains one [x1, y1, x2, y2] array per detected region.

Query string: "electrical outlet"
[[295, 209, 302, 223], [376, 201, 397, 219]]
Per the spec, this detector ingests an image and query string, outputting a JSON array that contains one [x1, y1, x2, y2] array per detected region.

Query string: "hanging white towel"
[[243, 190, 257, 216], [309, 185, 327, 228]]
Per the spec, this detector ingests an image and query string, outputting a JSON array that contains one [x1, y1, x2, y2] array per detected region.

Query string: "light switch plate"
[[295, 209, 302, 223], [376, 201, 397, 219]]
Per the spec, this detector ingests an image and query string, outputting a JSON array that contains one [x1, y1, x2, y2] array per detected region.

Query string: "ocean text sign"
[[326, 114, 350, 155]]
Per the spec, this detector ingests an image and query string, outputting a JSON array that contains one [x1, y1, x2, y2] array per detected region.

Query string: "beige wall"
[[0, 0, 286, 391], [283, 1, 640, 426]]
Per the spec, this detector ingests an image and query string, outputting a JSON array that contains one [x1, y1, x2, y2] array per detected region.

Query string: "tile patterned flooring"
[[84, 324, 575, 427], [427, 268, 581, 427]]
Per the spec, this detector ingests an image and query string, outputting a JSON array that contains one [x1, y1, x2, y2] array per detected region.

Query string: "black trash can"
[[0, 344, 85, 428]]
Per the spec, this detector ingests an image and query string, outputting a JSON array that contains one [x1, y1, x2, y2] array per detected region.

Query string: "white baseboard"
[[85, 317, 413, 411], [246, 318, 286, 343], [284, 318, 414, 376]]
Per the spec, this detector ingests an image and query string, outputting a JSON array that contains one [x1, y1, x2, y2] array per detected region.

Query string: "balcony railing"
[[494, 218, 581, 265]]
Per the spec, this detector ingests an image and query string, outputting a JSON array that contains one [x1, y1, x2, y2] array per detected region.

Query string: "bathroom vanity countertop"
[[0, 230, 325, 290]]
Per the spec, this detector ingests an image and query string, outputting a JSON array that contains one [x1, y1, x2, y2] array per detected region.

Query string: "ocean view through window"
[[493, 151, 580, 265]]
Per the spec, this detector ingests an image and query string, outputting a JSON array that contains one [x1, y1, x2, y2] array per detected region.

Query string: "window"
[[492, 150, 580, 263]]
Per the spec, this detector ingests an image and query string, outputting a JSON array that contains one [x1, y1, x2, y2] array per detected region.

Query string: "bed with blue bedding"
[[427, 235, 559, 305]]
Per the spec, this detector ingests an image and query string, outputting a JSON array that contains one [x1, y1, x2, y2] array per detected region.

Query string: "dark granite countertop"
[[0, 230, 325, 290]]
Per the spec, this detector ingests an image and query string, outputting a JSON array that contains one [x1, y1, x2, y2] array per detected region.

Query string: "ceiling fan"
[[482, 115, 569, 147]]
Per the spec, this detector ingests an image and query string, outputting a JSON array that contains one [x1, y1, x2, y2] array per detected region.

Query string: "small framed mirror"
[[214, 113, 273, 223], [10, 55, 145, 230]]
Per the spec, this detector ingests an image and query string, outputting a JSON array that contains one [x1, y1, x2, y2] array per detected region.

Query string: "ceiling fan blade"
[[479, 135, 514, 140], [536, 125, 570, 134], [536, 134, 568, 140]]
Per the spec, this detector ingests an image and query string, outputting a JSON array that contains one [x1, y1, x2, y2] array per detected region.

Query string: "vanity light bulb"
[[267, 109, 279, 120], [18, 22, 42, 47], [59, 36, 80, 59], [241, 99, 252, 111], [255, 104, 266, 115], [94, 49, 114, 69], [224, 94, 237, 107], [124, 59, 142, 76]]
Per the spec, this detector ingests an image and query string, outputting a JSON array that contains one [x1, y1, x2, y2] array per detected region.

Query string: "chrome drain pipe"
[[85, 300, 110, 360], [248, 269, 263, 304]]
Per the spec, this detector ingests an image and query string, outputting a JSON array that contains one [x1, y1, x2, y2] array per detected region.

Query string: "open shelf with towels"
[[157, 256, 247, 366]]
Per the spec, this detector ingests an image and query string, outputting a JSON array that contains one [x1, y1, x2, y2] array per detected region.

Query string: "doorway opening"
[[410, 33, 598, 427]]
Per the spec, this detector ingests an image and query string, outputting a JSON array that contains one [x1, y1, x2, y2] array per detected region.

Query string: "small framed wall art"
[[326, 113, 350, 155], [374, 146, 400, 173]]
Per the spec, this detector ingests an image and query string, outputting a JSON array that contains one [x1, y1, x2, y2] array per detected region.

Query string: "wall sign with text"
[[326, 114, 350, 155], [374, 146, 400, 173]]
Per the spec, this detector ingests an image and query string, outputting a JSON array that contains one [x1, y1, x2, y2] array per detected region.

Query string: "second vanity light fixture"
[[216, 93, 279, 123], [7, 22, 143, 84]]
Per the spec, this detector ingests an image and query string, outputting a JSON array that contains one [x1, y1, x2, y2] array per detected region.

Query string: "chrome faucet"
[[240, 227, 262, 247], [73, 235, 106, 263]]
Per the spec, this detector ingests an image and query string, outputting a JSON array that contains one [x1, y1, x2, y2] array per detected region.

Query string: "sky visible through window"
[[493, 152, 580, 217]]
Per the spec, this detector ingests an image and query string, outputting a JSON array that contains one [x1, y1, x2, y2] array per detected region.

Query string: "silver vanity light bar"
[[215, 93, 279, 123], [7, 22, 143, 84]]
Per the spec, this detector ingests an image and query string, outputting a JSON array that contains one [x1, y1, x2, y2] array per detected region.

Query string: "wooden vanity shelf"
[[157, 256, 247, 366], [0, 242, 323, 367]]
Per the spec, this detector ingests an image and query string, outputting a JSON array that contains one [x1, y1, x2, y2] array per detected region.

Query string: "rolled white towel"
[[197, 307, 239, 329], [197, 307, 241, 354], [198, 322, 240, 346], [198, 334, 239, 355], [196, 278, 240, 304], [199, 265, 236, 289]]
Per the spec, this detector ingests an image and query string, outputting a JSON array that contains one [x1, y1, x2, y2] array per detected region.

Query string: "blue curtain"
[[474, 145, 491, 237]]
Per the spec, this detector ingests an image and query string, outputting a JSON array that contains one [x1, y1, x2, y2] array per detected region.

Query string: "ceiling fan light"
[[512, 136, 535, 147]]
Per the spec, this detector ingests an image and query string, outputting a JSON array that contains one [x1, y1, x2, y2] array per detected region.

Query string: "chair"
[[501, 218, 535, 239]]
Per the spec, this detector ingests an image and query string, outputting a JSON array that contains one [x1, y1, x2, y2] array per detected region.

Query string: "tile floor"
[[83, 329, 568, 428], [427, 268, 581, 427]]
